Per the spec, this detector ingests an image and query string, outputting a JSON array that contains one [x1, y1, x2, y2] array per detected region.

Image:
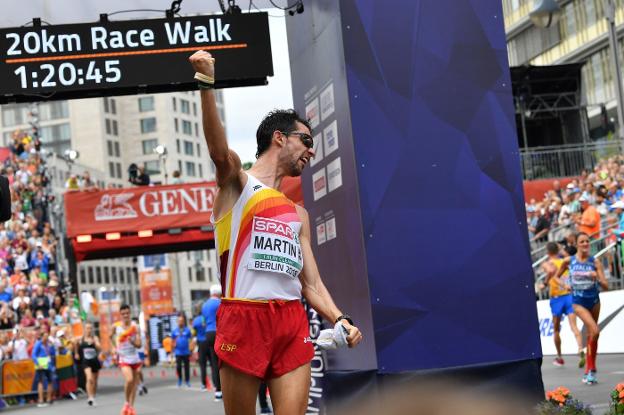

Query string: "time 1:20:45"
[[13, 60, 121, 89]]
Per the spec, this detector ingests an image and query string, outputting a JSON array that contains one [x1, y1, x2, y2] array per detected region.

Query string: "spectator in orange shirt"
[[576, 195, 600, 237]]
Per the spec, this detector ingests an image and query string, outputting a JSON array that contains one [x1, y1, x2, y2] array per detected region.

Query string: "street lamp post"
[[154, 145, 168, 185], [604, 0, 624, 144]]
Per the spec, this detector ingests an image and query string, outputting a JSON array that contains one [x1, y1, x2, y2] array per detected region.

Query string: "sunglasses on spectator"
[[279, 131, 314, 149]]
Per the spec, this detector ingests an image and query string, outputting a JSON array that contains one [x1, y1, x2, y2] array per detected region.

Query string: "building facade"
[[503, 0, 624, 136]]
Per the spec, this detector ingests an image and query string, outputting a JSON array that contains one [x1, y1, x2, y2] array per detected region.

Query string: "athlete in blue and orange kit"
[[542, 242, 584, 367], [555, 232, 609, 385], [189, 50, 363, 415]]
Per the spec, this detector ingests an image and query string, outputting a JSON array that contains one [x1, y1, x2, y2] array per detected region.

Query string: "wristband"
[[335, 314, 353, 326], [197, 81, 214, 90], [194, 72, 215, 84]]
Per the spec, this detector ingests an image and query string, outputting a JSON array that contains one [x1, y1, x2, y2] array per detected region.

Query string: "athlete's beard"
[[287, 150, 308, 177]]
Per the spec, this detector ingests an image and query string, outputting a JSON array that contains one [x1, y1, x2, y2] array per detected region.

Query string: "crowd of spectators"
[[527, 155, 624, 255], [0, 130, 75, 362]]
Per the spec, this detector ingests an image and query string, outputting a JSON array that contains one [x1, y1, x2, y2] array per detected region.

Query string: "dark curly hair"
[[255, 109, 311, 158]]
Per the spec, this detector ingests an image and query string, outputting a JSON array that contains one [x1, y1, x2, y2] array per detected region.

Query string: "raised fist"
[[189, 50, 215, 79]]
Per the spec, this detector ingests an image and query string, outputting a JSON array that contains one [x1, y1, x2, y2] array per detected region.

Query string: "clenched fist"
[[189, 50, 215, 78]]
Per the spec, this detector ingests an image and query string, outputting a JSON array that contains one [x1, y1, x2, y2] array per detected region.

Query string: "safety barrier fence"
[[520, 141, 622, 180], [0, 354, 78, 401]]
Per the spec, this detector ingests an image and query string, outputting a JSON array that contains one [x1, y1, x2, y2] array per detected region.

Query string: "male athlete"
[[189, 51, 363, 415], [541, 242, 584, 367], [112, 304, 142, 415]]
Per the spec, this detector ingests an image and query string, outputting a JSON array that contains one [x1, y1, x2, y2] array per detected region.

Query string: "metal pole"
[[604, 0, 624, 142]]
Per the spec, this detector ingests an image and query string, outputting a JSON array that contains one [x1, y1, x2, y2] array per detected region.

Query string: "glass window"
[[39, 101, 69, 121], [39, 123, 71, 143], [585, 0, 596, 26], [105, 119, 112, 135], [144, 160, 160, 175], [103, 98, 109, 113], [196, 143, 201, 157], [181, 100, 190, 114], [188, 267, 193, 282], [178, 160, 183, 173], [88, 267, 94, 284], [112, 120, 118, 136], [140, 118, 157, 133], [110, 99, 117, 114], [196, 268, 206, 282], [104, 268, 110, 284], [185, 161, 196, 177], [138, 96, 155, 112], [142, 139, 158, 155], [176, 139, 181, 153], [114, 141, 120, 157], [193, 102, 197, 116], [80, 268, 86, 285], [120, 269, 125, 284], [172, 97, 177, 111], [182, 120, 192, 135], [184, 140, 194, 155], [112, 268, 117, 284], [109, 162, 116, 178], [107, 140, 114, 156], [564, 2, 577, 37], [116, 163, 122, 179], [199, 163, 203, 177], [195, 123, 199, 137], [174, 118, 179, 133], [96, 267, 102, 284]]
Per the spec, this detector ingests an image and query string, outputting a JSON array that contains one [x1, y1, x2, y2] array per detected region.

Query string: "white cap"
[[56, 330, 65, 338], [579, 195, 590, 202], [209, 284, 222, 296], [611, 200, 624, 210]]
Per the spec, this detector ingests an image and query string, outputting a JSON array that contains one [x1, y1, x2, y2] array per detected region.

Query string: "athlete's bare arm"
[[296, 205, 362, 348], [542, 261, 556, 283], [594, 260, 609, 290], [552, 257, 570, 288], [189, 51, 244, 219]]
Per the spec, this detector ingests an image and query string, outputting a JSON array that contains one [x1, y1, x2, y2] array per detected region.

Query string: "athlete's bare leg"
[[552, 315, 562, 357], [85, 367, 95, 399], [120, 366, 136, 405], [267, 363, 311, 415], [130, 368, 141, 407], [220, 363, 262, 415], [566, 312, 584, 352]]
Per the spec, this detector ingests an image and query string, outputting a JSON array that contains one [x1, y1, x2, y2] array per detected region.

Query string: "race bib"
[[248, 217, 303, 278], [84, 347, 97, 360]]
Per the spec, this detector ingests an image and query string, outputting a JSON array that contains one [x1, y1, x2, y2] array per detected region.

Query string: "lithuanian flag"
[[55, 354, 77, 395]]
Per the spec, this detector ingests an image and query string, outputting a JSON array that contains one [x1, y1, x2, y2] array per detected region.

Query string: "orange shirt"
[[579, 206, 600, 237]]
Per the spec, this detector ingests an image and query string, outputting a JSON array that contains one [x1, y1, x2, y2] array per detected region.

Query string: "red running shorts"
[[215, 299, 314, 379]]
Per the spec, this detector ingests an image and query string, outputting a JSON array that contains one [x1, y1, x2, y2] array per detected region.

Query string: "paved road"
[[6, 355, 622, 414], [7, 367, 230, 415], [541, 353, 624, 412]]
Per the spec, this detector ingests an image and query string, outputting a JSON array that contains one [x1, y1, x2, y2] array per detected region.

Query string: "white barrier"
[[537, 289, 624, 355]]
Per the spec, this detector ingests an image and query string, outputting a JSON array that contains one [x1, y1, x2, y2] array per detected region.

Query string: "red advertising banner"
[[140, 269, 175, 318], [64, 182, 217, 238]]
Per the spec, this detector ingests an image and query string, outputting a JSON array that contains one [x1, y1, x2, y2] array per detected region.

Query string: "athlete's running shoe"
[[141, 385, 148, 395], [578, 350, 586, 368], [127, 405, 137, 415], [214, 391, 223, 402], [88, 398, 93, 406], [121, 403, 131, 415], [586, 371, 597, 385], [553, 357, 565, 367], [177, 379, 182, 388]]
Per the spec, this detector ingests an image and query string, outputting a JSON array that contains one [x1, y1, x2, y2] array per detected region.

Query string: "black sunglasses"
[[280, 131, 314, 149]]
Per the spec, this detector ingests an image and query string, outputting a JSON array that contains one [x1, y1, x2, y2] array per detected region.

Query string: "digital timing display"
[[0, 13, 273, 103]]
